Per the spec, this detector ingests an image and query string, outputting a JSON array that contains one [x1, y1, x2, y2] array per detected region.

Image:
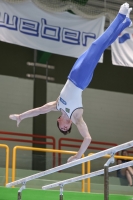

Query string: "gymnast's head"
[[57, 116, 72, 135]]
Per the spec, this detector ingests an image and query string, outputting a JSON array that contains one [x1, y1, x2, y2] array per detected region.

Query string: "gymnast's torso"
[[56, 79, 83, 119]]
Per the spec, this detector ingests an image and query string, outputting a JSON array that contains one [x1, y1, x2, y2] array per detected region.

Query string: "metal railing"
[[87, 153, 133, 192], [0, 144, 9, 185], [6, 141, 133, 200], [11, 146, 85, 191], [42, 161, 133, 190], [58, 138, 118, 165], [0, 130, 56, 167], [7, 141, 133, 188]]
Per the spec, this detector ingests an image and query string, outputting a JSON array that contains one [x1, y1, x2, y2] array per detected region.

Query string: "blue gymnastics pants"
[[68, 13, 131, 90]]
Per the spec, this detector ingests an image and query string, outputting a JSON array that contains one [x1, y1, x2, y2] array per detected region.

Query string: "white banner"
[[111, 27, 133, 67], [0, 0, 105, 61]]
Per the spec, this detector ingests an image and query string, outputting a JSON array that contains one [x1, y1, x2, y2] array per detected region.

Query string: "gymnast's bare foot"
[[9, 114, 21, 127]]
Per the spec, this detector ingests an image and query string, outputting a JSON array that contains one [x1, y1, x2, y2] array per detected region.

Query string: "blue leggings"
[[68, 13, 131, 90]]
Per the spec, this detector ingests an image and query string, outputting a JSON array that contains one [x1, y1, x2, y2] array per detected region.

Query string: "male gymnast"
[[9, 3, 132, 162]]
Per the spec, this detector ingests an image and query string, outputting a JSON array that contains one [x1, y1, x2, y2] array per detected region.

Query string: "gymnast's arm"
[[70, 112, 92, 160], [75, 117, 92, 159], [9, 101, 57, 127]]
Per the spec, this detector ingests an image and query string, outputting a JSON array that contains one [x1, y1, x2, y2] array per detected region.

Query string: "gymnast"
[[9, 3, 132, 163]]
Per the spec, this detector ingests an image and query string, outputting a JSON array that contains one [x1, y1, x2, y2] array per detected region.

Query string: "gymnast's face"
[[57, 117, 72, 132]]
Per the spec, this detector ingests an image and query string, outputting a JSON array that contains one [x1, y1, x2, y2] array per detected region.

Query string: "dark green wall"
[[1, 41, 133, 94], [47, 50, 133, 94], [0, 41, 33, 77]]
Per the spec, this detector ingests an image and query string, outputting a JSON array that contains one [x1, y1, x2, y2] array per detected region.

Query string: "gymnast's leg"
[[68, 3, 130, 89], [92, 12, 128, 52], [107, 18, 131, 46], [107, 8, 132, 46]]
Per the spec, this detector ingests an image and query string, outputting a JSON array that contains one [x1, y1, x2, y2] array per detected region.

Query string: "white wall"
[[46, 82, 133, 172], [0, 75, 33, 169]]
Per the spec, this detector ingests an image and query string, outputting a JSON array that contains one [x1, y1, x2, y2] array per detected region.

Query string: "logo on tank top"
[[60, 97, 67, 105], [65, 108, 70, 113]]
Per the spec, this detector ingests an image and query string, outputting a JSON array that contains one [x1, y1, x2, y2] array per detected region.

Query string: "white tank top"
[[56, 80, 83, 118]]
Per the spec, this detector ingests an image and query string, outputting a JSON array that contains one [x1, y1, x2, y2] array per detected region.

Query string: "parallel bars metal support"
[[104, 154, 115, 200], [18, 184, 26, 200], [59, 184, 64, 200]]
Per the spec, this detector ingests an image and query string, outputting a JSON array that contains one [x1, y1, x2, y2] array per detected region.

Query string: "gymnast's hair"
[[57, 116, 72, 135]]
